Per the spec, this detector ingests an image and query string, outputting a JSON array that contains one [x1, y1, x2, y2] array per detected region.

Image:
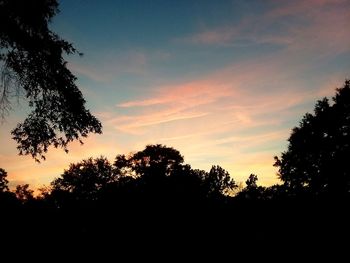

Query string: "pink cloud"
[[109, 109, 208, 134], [99, 37, 347, 187], [111, 50, 308, 135], [118, 81, 234, 108], [118, 97, 167, 107], [267, 0, 348, 19], [287, 7, 350, 55], [180, 0, 350, 55], [110, 70, 245, 135]]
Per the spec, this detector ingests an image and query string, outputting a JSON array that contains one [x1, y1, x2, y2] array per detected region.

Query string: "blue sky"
[[1, 0, 349, 189]]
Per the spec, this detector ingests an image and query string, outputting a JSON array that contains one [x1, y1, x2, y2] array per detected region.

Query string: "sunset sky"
[[1, 0, 349, 189]]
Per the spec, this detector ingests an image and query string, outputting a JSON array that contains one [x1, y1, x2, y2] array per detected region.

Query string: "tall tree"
[[0, 0, 102, 161], [274, 80, 350, 197]]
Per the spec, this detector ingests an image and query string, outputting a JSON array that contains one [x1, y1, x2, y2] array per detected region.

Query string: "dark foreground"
[[2, 198, 348, 259]]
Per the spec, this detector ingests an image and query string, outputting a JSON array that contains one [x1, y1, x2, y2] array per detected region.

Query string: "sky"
[[1, 0, 350, 190]]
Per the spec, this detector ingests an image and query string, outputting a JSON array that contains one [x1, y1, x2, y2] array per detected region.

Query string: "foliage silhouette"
[[202, 165, 237, 198], [0, 167, 9, 192], [246, 173, 258, 189], [0, 168, 20, 216], [0, 0, 102, 161], [274, 80, 350, 198], [15, 183, 34, 203], [114, 144, 184, 179], [46, 145, 240, 211], [236, 174, 267, 200], [1, 140, 350, 255], [51, 157, 115, 204], [112, 145, 189, 205]]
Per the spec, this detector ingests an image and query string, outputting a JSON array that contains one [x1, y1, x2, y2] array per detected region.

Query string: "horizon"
[[1, 0, 350, 190]]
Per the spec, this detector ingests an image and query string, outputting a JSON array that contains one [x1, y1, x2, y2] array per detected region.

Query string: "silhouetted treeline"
[[1, 80, 350, 256]]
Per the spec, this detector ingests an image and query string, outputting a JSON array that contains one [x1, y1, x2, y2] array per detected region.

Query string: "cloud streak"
[[181, 0, 350, 55], [68, 50, 148, 82], [118, 81, 234, 108]]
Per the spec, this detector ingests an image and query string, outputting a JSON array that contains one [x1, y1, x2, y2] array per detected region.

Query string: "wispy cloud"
[[266, 0, 348, 19], [118, 81, 234, 108], [109, 110, 209, 134], [180, 0, 350, 55], [107, 47, 324, 137], [68, 50, 148, 82], [68, 62, 109, 83], [110, 77, 237, 134]]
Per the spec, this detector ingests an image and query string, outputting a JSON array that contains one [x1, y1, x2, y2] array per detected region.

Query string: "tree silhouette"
[[0, 168, 9, 192], [236, 174, 266, 200], [15, 184, 34, 203], [202, 165, 237, 198], [167, 165, 205, 200], [274, 80, 350, 197], [114, 144, 184, 181], [246, 174, 258, 189], [0, 0, 102, 161], [0, 168, 18, 210], [113, 144, 187, 205], [36, 185, 52, 200], [51, 157, 115, 203]]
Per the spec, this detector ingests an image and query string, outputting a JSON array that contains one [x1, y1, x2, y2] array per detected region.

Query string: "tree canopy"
[[51, 157, 115, 202], [15, 183, 34, 203], [46, 144, 239, 207], [202, 165, 237, 198], [114, 144, 184, 180], [274, 80, 350, 197], [0, 0, 102, 161]]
